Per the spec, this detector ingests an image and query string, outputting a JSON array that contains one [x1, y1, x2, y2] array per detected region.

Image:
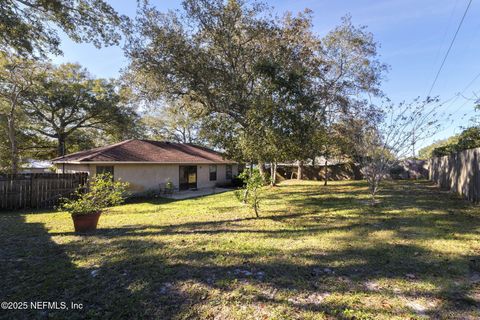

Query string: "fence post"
[[475, 149, 479, 203], [30, 174, 33, 208]]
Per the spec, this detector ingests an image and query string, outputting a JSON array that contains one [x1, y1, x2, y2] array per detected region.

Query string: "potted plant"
[[164, 179, 174, 195], [60, 173, 129, 232]]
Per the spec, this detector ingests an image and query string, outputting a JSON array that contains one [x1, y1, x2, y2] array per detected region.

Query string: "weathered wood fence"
[[429, 147, 480, 203], [277, 163, 363, 181], [0, 173, 88, 210]]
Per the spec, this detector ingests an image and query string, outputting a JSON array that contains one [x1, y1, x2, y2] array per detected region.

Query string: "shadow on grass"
[[0, 214, 169, 319], [1, 180, 479, 319], [53, 228, 480, 319]]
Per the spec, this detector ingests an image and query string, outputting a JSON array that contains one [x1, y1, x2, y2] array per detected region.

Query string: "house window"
[[226, 165, 232, 180], [209, 165, 217, 181], [96, 165, 114, 179]]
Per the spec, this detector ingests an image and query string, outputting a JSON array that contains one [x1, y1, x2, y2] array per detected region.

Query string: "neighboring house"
[[52, 139, 238, 194], [20, 159, 52, 173]]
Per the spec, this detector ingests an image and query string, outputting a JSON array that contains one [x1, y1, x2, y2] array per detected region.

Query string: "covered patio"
[[164, 187, 233, 200]]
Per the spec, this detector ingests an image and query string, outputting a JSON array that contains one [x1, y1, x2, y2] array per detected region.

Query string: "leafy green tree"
[[0, 0, 124, 56], [23, 63, 139, 156], [308, 16, 387, 183], [125, 0, 316, 168], [141, 96, 205, 144], [418, 135, 459, 159], [0, 54, 44, 172], [455, 127, 480, 151], [245, 12, 320, 184], [431, 127, 480, 157], [236, 169, 264, 218], [472, 104, 480, 125], [432, 144, 457, 157]]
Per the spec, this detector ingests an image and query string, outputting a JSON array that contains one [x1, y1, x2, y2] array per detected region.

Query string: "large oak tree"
[[0, 0, 124, 56], [125, 0, 317, 169], [23, 62, 139, 157]]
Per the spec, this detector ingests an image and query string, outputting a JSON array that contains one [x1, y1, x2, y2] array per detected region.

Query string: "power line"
[[428, 0, 459, 82], [426, 0, 473, 97], [436, 70, 480, 114], [416, 71, 479, 151], [432, 91, 478, 139], [451, 95, 474, 116]]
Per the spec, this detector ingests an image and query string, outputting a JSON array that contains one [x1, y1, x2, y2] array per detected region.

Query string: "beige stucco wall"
[[196, 163, 238, 188], [114, 164, 179, 193], [56, 163, 238, 194]]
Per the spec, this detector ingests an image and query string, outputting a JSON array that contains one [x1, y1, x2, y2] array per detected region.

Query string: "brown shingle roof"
[[52, 140, 236, 164]]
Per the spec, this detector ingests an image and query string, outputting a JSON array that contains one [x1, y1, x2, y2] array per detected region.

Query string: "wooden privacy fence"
[[429, 147, 480, 203], [277, 162, 362, 181], [0, 173, 88, 210]]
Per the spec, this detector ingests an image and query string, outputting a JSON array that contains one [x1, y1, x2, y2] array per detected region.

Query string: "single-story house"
[[20, 159, 53, 173], [52, 139, 238, 194]]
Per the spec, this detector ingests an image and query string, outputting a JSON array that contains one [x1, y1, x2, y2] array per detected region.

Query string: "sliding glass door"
[[179, 166, 197, 190]]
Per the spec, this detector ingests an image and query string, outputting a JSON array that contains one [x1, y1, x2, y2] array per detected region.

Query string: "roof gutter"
[[52, 161, 238, 165]]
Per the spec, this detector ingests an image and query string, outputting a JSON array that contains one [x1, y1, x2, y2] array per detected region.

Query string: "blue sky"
[[51, 0, 480, 149]]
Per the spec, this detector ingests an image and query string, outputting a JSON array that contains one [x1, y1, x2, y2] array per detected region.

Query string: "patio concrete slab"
[[165, 187, 232, 200]]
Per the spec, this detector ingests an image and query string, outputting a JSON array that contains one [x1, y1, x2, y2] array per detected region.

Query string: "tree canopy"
[[0, 0, 124, 57], [125, 0, 388, 183], [418, 135, 460, 159], [430, 126, 480, 157], [1, 0, 449, 188], [23, 63, 139, 156], [141, 96, 205, 144], [0, 57, 141, 172]]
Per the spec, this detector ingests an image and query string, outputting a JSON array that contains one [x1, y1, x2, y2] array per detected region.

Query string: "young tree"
[[236, 169, 263, 217], [0, 0, 124, 56], [356, 98, 441, 204]]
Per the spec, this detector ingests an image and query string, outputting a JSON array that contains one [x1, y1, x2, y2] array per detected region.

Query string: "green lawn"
[[1, 180, 479, 319]]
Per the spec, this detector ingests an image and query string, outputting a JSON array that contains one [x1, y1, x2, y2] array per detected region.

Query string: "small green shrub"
[[60, 173, 129, 216], [432, 126, 480, 157], [432, 144, 457, 157]]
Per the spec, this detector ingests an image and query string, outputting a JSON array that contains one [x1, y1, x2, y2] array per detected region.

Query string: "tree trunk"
[[270, 161, 277, 186], [57, 135, 66, 157], [258, 161, 266, 183], [324, 159, 328, 186], [7, 113, 18, 174], [297, 160, 304, 180], [242, 188, 249, 204], [253, 187, 259, 218]]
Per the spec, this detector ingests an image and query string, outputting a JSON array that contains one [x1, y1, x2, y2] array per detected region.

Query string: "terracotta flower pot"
[[72, 211, 102, 232]]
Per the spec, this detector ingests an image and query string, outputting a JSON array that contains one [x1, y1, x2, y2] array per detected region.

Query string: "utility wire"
[[428, 0, 459, 83], [426, 0, 473, 97], [437, 70, 480, 114]]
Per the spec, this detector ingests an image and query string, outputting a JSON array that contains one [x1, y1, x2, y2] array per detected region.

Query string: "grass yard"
[[1, 180, 479, 319]]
